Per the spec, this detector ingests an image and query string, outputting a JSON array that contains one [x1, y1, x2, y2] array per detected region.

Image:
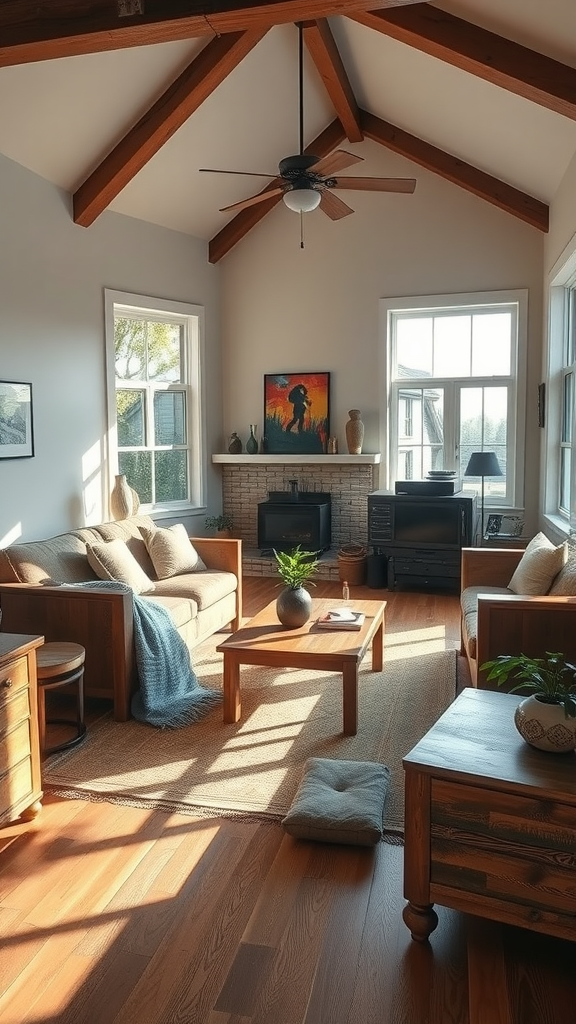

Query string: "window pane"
[[433, 316, 470, 377], [147, 323, 183, 383], [154, 391, 186, 446], [155, 450, 188, 502], [560, 448, 571, 513], [460, 387, 507, 500], [117, 389, 145, 446], [115, 319, 146, 380], [118, 450, 152, 504], [562, 372, 573, 443], [396, 317, 432, 377], [471, 313, 512, 376], [398, 388, 422, 442]]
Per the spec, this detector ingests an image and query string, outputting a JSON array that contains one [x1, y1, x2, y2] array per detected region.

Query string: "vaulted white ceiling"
[[0, 0, 575, 259]]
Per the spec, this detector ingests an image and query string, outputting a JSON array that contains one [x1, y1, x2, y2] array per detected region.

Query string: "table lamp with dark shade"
[[464, 451, 503, 541]]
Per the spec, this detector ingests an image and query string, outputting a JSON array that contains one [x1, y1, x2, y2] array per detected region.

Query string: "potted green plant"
[[481, 651, 576, 752], [205, 513, 233, 537], [274, 545, 320, 627]]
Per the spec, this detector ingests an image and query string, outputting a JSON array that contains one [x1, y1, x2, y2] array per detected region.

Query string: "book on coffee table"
[[316, 608, 365, 630]]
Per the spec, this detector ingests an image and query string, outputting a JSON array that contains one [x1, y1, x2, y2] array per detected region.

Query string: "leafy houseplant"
[[273, 546, 320, 627], [205, 514, 233, 536], [481, 652, 576, 752]]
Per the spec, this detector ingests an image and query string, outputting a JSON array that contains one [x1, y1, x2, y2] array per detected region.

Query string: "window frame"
[[546, 248, 576, 535], [379, 289, 528, 509], [104, 289, 206, 517]]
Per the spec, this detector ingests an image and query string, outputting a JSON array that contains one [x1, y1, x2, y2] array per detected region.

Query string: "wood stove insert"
[[257, 491, 331, 553]]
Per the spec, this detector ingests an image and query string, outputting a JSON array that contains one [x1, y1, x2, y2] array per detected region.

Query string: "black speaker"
[[366, 554, 387, 589]]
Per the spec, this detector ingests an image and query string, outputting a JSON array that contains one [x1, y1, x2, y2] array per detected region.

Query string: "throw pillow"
[[281, 757, 390, 847], [141, 523, 206, 580], [508, 532, 567, 595], [548, 557, 576, 596], [86, 539, 155, 595]]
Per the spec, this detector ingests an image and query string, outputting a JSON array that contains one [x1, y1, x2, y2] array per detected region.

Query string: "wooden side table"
[[36, 641, 86, 757], [402, 688, 576, 943], [0, 632, 44, 826]]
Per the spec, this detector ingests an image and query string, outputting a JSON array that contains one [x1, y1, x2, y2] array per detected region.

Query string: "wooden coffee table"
[[216, 598, 386, 735], [402, 688, 576, 944]]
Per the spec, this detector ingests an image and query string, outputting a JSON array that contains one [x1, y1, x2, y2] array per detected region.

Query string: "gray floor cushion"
[[281, 757, 390, 846]]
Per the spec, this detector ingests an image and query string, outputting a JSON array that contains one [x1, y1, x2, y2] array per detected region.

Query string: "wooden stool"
[[36, 642, 87, 757]]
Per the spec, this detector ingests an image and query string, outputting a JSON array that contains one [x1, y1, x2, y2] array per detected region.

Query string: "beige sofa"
[[0, 515, 242, 721], [460, 544, 576, 687]]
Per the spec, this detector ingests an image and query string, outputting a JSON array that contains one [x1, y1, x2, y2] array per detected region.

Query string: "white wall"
[[0, 153, 221, 545], [220, 143, 544, 533]]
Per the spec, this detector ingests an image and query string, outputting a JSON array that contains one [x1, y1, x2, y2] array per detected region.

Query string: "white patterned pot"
[[514, 695, 576, 753]]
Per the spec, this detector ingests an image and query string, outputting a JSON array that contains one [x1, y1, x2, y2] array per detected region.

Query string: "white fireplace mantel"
[[212, 454, 381, 465]]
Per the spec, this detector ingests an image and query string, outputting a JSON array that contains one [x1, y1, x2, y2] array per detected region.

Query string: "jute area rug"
[[43, 626, 457, 837]]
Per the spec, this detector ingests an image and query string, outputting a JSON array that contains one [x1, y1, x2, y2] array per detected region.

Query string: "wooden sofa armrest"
[[189, 537, 243, 629], [475, 593, 576, 689], [461, 547, 525, 590], [0, 583, 135, 721]]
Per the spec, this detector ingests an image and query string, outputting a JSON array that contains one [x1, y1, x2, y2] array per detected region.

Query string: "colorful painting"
[[264, 372, 330, 454]]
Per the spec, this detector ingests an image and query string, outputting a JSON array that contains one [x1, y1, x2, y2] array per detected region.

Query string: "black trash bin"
[[366, 554, 387, 589]]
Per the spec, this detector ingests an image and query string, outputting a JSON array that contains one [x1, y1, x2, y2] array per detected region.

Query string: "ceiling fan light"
[[283, 188, 321, 213]]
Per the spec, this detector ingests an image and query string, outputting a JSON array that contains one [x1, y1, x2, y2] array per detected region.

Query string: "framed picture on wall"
[[0, 380, 34, 459], [264, 372, 330, 454]]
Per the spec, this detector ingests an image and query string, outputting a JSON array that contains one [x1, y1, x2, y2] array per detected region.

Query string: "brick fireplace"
[[212, 454, 381, 579]]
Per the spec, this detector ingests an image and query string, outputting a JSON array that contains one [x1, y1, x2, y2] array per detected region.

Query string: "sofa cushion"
[[153, 570, 237, 610], [508, 532, 567, 595], [0, 527, 103, 584], [141, 523, 206, 578], [94, 516, 157, 577], [86, 539, 155, 594], [281, 757, 390, 846], [460, 585, 511, 660], [140, 593, 197, 629], [547, 557, 576, 596]]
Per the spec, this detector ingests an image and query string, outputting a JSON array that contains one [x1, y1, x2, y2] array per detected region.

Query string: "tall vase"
[[246, 424, 258, 455], [110, 474, 133, 520], [345, 410, 364, 455]]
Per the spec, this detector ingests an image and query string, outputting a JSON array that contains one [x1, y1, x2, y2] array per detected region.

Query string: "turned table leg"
[[402, 901, 439, 942]]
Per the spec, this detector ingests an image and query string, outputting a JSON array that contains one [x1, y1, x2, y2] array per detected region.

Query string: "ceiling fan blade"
[[200, 167, 275, 177], [319, 190, 355, 221], [311, 150, 364, 177], [332, 177, 417, 193], [219, 186, 284, 214]]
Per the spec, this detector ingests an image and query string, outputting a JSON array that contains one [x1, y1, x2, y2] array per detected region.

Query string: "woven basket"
[[337, 544, 367, 585]]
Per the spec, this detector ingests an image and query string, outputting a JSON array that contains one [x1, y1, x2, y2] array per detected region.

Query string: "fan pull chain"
[[300, 210, 305, 248]]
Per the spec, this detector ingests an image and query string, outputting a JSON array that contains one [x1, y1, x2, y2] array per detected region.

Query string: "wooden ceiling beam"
[[351, 4, 576, 121], [303, 19, 363, 143], [208, 118, 347, 262], [73, 29, 267, 228], [0, 0, 425, 67], [361, 109, 549, 232]]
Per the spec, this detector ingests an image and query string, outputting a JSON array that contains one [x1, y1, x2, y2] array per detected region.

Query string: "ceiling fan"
[[199, 22, 416, 221]]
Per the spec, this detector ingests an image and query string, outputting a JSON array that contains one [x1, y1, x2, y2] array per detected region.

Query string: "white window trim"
[[544, 240, 576, 537], [379, 289, 528, 508], [104, 289, 206, 518]]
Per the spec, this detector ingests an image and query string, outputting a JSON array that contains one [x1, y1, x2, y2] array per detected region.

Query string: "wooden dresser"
[[402, 688, 576, 943], [0, 632, 44, 826]]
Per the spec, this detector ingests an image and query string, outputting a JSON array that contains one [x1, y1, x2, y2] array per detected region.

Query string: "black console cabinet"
[[368, 491, 477, 591]]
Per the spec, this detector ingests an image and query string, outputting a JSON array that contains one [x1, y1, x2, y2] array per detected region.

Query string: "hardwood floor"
[[1, 579, 575, 1024]]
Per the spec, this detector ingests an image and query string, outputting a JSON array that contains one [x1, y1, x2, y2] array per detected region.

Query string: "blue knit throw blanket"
[[64, 582, 222, 728]]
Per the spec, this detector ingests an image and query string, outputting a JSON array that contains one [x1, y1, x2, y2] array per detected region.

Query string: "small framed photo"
[[0, 380, 34, 459], [264, 372, 330, 454]]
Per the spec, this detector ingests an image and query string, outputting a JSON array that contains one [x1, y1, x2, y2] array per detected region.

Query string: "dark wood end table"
[[402, 688, 576, 943]]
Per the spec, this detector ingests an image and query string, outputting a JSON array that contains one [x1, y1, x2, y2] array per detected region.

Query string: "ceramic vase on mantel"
[[110, 474, 133, 520], [246, 424, 258, 455], [345, 409, 364, 455]]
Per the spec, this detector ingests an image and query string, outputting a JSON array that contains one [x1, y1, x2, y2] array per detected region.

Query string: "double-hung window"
[[382, 290, 527, 508], [547, 256, 576, 532], [105, 290, 204, 513]]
